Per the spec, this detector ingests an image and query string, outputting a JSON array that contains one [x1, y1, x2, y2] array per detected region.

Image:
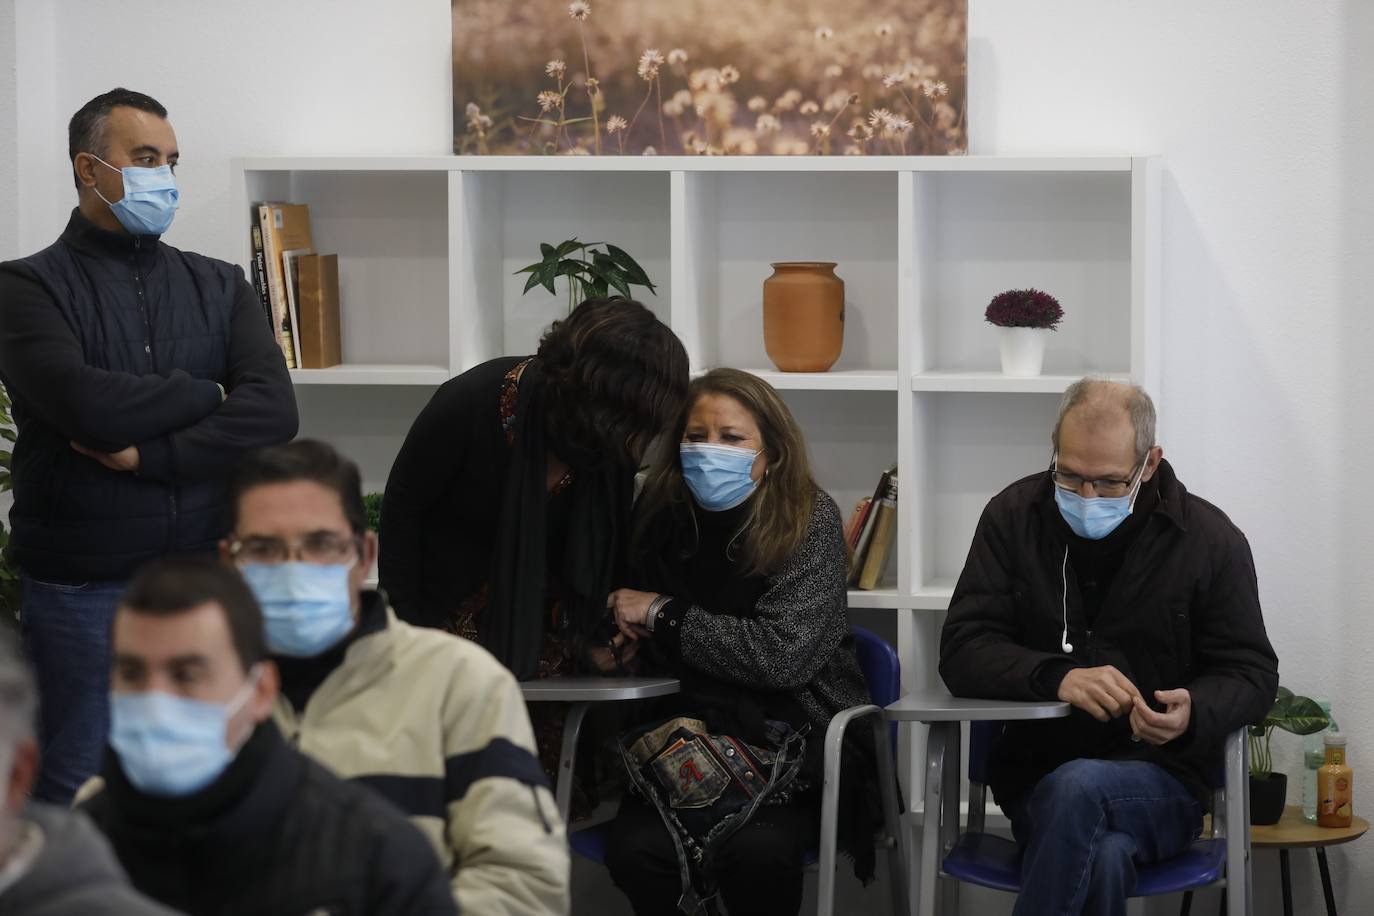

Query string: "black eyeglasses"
[[228, 531, 361, 565], [1050, 456, 1144, 498]]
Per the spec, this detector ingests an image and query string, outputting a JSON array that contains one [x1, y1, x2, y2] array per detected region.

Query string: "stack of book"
[[845, 465, 898, 591], [250, 202, 342, 370]]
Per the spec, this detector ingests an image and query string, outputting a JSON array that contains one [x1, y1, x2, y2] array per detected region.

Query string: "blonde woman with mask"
[[604, 369, 883, 916]]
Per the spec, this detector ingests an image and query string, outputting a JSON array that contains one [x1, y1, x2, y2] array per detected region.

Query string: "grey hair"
[[1051, 377, 1156, 462], [0, 629, 37, 744]]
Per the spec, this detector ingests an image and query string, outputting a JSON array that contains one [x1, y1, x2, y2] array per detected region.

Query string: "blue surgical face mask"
[[109, 669, 259, 798], [1053, 460, 1149, 540], [92, 155, 179, 236], [241, 561, 355, 657], [680, 443, 760, 512]]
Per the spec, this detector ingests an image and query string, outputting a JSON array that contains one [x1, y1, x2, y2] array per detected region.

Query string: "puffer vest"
[[7, 210, 238, 581]]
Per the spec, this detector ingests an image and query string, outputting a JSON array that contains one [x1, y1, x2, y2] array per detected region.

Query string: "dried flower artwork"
[[453, 0, 966, 156]]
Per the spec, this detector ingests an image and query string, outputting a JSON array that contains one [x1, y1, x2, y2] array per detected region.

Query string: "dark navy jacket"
[[0, 209, 298, 582], [940, 461, 1279, 809]]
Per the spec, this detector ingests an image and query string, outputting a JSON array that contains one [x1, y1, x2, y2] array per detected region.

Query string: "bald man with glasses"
[[940, 378, 1278, 916]]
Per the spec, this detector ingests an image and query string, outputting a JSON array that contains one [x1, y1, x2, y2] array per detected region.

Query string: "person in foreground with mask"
[[0, 629, 174, 915], [939, 378, 1278, 916], [0, 87, 297, 804], [603, 369, 883, 916], [77, 556, 456, 915], [227, 439, 568, 916]]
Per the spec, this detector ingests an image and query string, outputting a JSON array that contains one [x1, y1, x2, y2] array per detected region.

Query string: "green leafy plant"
[[0, 385, 19, 622], [515, 239, 657, 313], [1249, 686, 1329, 778], [364, 492, 383, 534]]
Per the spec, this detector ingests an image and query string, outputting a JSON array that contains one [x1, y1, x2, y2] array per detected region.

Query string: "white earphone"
[[1060, 546, 1073, 653]]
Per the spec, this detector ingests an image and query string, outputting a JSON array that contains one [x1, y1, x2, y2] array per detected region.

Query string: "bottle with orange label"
[[1317, 733, 1353, 828]]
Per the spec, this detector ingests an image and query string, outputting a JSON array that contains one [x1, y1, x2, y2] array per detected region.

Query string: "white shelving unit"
[[232, 152, 1160, 796]]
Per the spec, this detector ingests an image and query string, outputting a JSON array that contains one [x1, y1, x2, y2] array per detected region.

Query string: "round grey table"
[[519, 676, 680, 821], [885, 690, 1070, 916]]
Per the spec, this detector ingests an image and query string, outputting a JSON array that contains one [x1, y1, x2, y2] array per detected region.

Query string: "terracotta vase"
[[762, 262, 845, 372]]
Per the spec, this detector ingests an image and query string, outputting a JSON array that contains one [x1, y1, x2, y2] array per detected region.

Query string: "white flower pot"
[[998, 327, 1049, 377]]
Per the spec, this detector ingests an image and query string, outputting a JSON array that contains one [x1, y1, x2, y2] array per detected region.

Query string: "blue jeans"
[[20, 576, 125, 804], [1004, 758, 1203, 916]]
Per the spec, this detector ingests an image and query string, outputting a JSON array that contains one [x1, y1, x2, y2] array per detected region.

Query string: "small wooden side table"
[[1250, 805, 1368, 916]]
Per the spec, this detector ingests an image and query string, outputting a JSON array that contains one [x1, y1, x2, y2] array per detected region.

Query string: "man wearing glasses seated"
[[224, 440, 568, 916], [940, 378, 1278, 916]]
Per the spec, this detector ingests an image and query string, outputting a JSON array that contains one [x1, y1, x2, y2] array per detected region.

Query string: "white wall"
[[0, 0, 17, 262], [9, 0, 452, 259], [969, 2, 1372, 912], [5, 1, 1371, 912]]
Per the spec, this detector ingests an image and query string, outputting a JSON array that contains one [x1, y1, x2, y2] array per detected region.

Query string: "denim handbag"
[[619, 715, 808, 915]]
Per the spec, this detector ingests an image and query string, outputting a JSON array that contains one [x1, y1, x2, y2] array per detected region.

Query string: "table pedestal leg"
[[1316, 847, 1337, 916], [1279, 849, 1293, 916], [555, 702, 590, 823]]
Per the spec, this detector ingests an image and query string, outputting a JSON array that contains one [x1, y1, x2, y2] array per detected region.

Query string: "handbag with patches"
[[619, 715, 808, 915]]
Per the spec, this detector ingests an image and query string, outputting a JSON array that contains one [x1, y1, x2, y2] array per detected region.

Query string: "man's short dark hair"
[[68, 88, 168, 188], [120, 556, 267, 671], [230, 440, 367, 536]]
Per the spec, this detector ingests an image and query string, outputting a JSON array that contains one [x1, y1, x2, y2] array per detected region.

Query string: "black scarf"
[[480, 358, 633, 679]]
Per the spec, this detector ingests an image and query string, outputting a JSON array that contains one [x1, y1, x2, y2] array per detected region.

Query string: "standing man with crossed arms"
[[0, 87, 297, 803]]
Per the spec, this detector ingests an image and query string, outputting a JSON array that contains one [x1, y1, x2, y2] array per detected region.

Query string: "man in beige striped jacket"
[[222, 439, 568, 915]]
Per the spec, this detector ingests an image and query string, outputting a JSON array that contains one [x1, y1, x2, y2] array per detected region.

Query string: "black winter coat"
[[0, 210, 298, 582], [82, 721, 457, 916], [940, 460, 1279, 808], [379, 356, 524, 628]]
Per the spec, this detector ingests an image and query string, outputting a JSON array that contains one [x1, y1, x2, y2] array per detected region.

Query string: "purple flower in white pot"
[[985, 289, 1063, 377]]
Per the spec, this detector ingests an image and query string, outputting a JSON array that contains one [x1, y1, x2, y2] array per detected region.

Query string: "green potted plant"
[[364, 492, 383, 533], [1249, 686, 1329, 825], [515, 238, 656, 313], [984, 288, 1064, 378]]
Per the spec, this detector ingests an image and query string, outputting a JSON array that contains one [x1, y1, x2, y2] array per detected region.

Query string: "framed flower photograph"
[[452, 0, 967, 156]]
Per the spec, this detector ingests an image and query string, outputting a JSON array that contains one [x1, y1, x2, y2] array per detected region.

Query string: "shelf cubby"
[[674, 170, 899, 384], [234, 155, 1160, 794], [237, 168, 451, 380]]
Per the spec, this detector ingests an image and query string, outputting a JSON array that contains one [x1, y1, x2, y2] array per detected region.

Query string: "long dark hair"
[[536, 297, 689, 470]]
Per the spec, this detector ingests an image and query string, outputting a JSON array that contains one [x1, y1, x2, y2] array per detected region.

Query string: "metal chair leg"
[[1316, 848, 1338, 916], [870, 714, 911, 916], [1279, 849, 1293, 916], [1223, 732, 1252, 916], [817, 706, 910, 916], [938, 723, 960, 916], [1180, 889, 1193, 916], [918, 724, 951, 916]]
